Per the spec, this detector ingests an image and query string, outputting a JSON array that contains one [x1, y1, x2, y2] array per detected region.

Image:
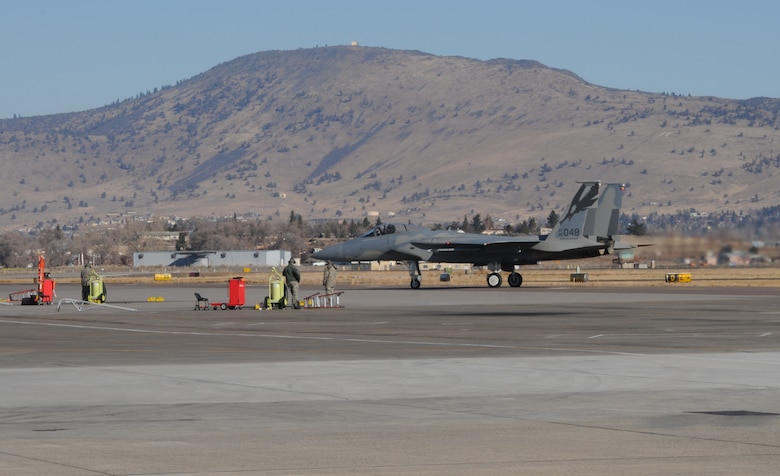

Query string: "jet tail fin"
[[534, 181, 602, 253], [584, 182, 624, 239], [585, 183, 654, 255], [549, 181, 601, 240]]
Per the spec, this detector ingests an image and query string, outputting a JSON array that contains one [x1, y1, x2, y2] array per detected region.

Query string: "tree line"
[[0, 212, 378, 268], [20, 203, 780, 270]]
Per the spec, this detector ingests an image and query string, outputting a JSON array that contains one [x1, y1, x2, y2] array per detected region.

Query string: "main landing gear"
[[406, 261, 523, 289], [486, 271, 523, 288]]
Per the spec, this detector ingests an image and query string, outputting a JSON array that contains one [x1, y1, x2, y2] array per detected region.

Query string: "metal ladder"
[[303, 291, 344, 309]]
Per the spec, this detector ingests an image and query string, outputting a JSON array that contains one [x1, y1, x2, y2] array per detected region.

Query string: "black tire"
[[220, 303, 227, 310], [410, 278, 421, 289], [508, 272, 523, 288]]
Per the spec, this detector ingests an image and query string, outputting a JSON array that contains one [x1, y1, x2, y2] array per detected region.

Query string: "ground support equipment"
[[263, 267, 287, 309], [194, 292, 210, 310], [9, 255, 56, 305], [303, 291, 344, 309], [88, 274, 107, 303], [210, 277, 246, 310]]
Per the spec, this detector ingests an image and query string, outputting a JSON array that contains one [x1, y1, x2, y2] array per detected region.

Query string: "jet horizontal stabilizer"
[[611, 240, 653, 251], [532, 237, 605, 254]]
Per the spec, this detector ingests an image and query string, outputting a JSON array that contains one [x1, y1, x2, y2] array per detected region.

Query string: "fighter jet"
[[313, 181, 633, 289]]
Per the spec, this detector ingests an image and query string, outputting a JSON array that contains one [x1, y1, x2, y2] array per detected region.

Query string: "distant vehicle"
[[313, 182, 638, 289]]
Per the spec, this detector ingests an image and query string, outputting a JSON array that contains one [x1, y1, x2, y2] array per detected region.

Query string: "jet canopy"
[[359, 223, 424, 238]]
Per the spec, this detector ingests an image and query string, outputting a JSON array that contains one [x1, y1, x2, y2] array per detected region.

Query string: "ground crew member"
[[323, 261, 338, 307], [323, 261, 337, 295], [283, 258, 301, 309], [80, 263, 93, 301]]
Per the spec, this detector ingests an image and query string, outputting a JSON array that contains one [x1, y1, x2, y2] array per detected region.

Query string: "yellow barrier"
[[665, 273, 692, 283], [154, 273, 172, 281]]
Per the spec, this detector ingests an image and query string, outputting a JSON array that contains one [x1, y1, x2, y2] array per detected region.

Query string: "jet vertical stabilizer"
[[589, 182, 623, 239], [534, 181, 601, 253]]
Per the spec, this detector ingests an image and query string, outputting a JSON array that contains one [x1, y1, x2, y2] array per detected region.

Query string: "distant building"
[[140, 231, 181, 251], [133, 250, 291, 267]]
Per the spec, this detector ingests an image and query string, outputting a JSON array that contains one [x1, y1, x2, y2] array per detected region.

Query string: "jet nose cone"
[[312, 244, 341, 261]]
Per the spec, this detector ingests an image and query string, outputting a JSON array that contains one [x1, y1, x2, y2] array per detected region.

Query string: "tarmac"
[[1, 281, 779, 475]]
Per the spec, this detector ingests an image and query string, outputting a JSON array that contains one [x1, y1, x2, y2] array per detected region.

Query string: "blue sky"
[[3, 0, 779, 118]]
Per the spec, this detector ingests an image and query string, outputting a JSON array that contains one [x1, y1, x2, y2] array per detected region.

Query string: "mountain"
[[2, 45, 780, 233]]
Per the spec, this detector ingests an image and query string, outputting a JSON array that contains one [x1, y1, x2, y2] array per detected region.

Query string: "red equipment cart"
[[210, 277, 245, 310], [9, 256, 55, 305]]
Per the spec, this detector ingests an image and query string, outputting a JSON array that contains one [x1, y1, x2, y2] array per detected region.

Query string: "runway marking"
[[0, 318, 587, 353], [2, 318, 780, 361], [761, 333, 772, 337], [588, 334, 605, 339], [0, 319, 333, 342]]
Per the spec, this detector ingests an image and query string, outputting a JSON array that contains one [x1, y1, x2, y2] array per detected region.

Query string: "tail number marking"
[[557, 228, 580, 239]]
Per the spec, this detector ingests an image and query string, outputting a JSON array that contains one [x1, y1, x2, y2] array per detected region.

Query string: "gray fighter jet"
[[313, 182, 634, 288]]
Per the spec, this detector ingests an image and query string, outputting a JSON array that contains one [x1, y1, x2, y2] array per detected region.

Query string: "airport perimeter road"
[[1, 283, 780, 475]]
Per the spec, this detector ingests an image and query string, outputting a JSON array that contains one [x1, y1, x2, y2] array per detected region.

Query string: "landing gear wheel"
[[487, 272, 502, 288], [407, 261, 422, 290], [508, 272, 523, 288]]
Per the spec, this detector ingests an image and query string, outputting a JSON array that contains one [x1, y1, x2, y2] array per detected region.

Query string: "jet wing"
[[410, 235, 539, 254]]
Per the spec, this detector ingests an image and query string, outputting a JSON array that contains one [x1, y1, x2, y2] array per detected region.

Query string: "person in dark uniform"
[[282, 259, 301, 309]]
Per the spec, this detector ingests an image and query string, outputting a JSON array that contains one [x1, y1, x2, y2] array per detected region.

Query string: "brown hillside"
[[1, 46, 780, 233]]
